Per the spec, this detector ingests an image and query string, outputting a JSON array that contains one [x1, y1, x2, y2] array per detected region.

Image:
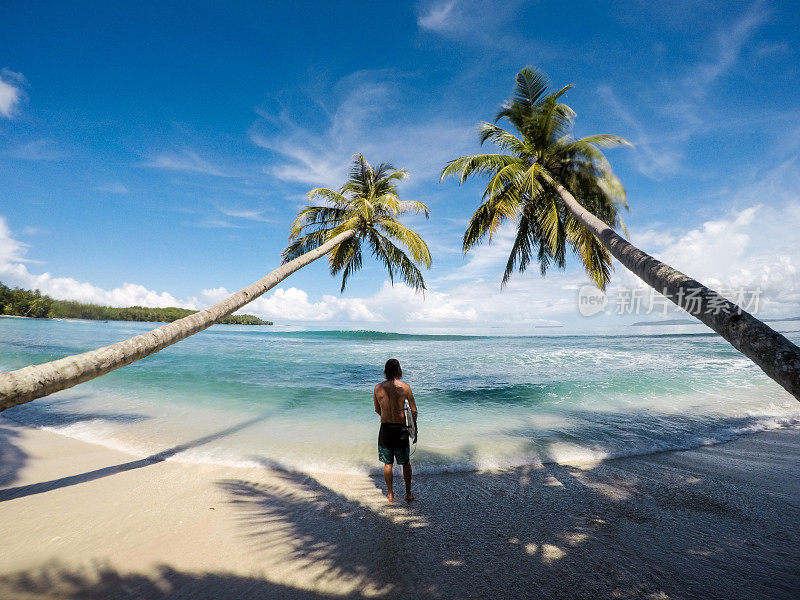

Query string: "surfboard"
[[403, 398, 417, 444]]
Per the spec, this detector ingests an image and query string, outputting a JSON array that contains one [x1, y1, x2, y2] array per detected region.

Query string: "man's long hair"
[[384, 358, 402, 380]]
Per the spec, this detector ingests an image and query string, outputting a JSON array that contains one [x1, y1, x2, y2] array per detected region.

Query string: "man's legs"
[[383, 462, 394, 501], [402, 461, 414, 501]]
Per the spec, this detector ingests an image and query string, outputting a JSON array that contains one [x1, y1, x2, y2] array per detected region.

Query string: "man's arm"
[[407, 386, 418, 420], [373, 387, 381, 417]]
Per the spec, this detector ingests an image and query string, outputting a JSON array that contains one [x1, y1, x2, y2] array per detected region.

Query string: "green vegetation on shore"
[[0, 283, 271, 325]]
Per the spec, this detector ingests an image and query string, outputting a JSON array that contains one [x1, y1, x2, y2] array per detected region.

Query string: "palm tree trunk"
[[0, 230, 357, 412], [548, 177, 800, 401]]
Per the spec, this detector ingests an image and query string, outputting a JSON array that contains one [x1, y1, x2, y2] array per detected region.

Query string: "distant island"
[[631, 319, 698, 326], [632, 316, 800, 327], [0, 282, 272, 325]]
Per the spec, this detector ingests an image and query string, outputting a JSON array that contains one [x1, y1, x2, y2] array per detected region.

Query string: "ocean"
[[2, 317, 799, 474]]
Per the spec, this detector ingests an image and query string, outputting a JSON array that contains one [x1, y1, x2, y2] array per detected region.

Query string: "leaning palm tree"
[[442, 66, 800, 401], [0, 154, 431, 411]]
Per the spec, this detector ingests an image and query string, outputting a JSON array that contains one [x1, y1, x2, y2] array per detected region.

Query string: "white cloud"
[[627, 228, 676, 250], [599, 5, 769, 179], [688, 3, 768, 89], [415, 0, 543, 57], [220, 280, 562, 326], [186, 217, 244, 229], [243, 287, 378, 322], [754, 41, 789, 58], [0, 215, 597, 328], [0, 69, 25, 118], [0, 217, 30, 264], [250, 69, 474, 189], [417, 1, 457, 31], [6, 139, 66, 161], [143, 150, 233, 177], [642, 203, 800, 316], [433, 162, 800, 324], [6, 267, 189, 308], [216, 162, 800, 327], [364, 281, 478, 323], [609, 163, 800, 319], [0, 216, 193, 309], [0, 261, 189, 309], [219, 207, 270, 221], [597, 85, 684, 178]]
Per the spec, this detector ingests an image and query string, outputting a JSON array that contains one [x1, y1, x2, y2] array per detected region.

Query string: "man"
[[374, 358, 417, 502]]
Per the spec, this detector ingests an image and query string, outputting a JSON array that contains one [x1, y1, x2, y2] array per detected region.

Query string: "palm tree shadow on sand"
[[212, 453, 645, 599], [0, 412, 273, 502], [1, 415, 798, 599], [211, 431, 797, 600], [0, 421, 27, 488], [0, 565, 348, 600], [0, 400, 148, 489]]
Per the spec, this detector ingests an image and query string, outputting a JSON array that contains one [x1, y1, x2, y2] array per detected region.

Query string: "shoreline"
[[1, 417, 798, 599], [3, 409, 799, 477]]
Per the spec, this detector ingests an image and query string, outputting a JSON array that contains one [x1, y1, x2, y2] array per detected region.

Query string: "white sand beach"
[[1, 418, 798, 599]]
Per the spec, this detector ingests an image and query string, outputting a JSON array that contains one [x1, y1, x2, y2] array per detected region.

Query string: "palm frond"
[[486, 161, 528, 200], [325, 215, 362, 238], [550, 84, 574, 101], [328, 234, 363, 292], [462, 200, 495, 253], [384, 169, 409, 182], [289, 205, 352, 237], [533, 94, 576, 145], [375, 193, 400, 216], [536, 194, 566, 270], [617, 214, 630, 238], [564, 210, 613, 289], [462, 185, 522, 251], [574, 134, 632, 148], [306, 187, 350, 207], [375, 217, 432, 268], [595, 171, 627, 207], [282, 228, 330, 262], [396, 200, 430, 217], [367, 229, 427, 292], [501, 204, 536, 286], [478, 123, 527, 154], [440, 154, 520, 184], [495, 66, 550, 122], [522, 162, 545, 203]]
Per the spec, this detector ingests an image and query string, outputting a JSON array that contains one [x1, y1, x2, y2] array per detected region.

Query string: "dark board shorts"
[[378, 423, 410, 465]]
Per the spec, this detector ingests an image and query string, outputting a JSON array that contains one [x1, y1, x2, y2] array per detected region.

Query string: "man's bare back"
[[373, 379, 417, 424]]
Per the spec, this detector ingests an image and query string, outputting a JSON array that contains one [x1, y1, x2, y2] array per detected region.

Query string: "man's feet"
[[387, 490, 394, 502], [405, 493, 415, 502]]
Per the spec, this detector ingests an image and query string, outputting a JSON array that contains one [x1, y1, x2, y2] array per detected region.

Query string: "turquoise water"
[[1, 317, 799, 473]]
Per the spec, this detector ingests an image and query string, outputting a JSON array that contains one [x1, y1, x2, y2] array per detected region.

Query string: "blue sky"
[[1, 0, 799, 332]]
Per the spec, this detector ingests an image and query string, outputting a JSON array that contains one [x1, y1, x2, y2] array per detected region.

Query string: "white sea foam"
[[2, 320, 799, 475], [7, 398, 798, 476]]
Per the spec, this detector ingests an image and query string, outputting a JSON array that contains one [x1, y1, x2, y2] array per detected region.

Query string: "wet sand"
[[1, 417, 798, 599]]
